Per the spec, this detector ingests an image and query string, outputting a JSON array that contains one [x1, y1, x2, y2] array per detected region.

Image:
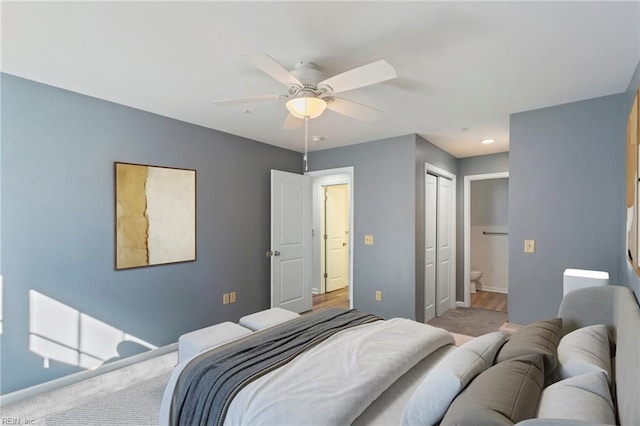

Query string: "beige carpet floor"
[[427, 307, 508, 336], [42, 372, 171, 425], [1, 351, 177, 425]]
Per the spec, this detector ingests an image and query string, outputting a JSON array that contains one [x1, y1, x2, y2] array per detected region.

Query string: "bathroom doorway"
[[464, 172, 509, 312], [306, 167, 353, 311], [323, 184, 349, 293]]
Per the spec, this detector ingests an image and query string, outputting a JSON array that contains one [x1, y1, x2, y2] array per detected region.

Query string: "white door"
[[424, 174, 437, 321], [436, 176, 453, 316], [270, 170, 312, 313], [325, 185, 349, 292]]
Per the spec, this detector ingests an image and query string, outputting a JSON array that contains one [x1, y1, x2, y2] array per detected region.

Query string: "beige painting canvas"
[[115, 162, 196, 269]]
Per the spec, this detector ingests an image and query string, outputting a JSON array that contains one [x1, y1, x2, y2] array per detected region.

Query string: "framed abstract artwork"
[[115, 162, 196, 270]]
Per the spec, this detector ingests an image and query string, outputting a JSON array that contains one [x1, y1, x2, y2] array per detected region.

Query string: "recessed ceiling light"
[[480, 138, 496, 144], [312, 135, 325, 142]]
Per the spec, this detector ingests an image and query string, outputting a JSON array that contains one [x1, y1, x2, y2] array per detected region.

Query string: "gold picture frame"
[[115, 162, 196, 270], [627, 89, 640, 274]]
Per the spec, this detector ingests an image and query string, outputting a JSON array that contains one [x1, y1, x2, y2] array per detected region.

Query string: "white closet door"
[[424, 173, 437, 321], [436, 176, 452, 316]]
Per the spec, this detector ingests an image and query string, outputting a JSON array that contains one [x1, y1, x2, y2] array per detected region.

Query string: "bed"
[[159, 307, 457, 426], [161, 286, 640, 425]]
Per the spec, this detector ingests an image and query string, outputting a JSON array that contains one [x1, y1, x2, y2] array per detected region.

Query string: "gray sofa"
[[554, 285, 640, 425]]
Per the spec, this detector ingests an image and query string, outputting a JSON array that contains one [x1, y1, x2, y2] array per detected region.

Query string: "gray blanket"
[[171, 308, 380, 426]]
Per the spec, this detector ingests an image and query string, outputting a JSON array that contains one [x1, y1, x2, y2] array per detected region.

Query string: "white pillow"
[[555, 324, 612, 385], [178, 322, 253, 362], [401, 331, 506, 426], [536, 371, 615, 424]]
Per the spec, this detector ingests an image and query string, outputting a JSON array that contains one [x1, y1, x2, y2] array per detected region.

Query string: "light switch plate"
[[524, 239, 535, 253], [364, 235, 374, 245], [375, 290, 382, 301]]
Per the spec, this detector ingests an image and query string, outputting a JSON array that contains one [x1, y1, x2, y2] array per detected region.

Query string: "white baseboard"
[[0, 342, 178, 406], [478, 286, 508, 294], [455, 301, 468, 308]]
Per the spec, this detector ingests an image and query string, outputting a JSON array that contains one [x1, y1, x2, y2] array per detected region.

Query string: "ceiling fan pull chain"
[[304, 117, 309, 172]]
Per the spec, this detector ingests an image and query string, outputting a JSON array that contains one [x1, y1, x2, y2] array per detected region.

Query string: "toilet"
[[470, 270, 483, 293]]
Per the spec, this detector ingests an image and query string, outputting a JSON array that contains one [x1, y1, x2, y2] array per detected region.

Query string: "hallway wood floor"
[[471, 290, 508, 312], [312, 287, 349, 311], [310, 287, 506, 314]]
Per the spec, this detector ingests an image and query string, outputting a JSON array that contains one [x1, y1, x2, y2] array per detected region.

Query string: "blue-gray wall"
[[471, 179, 509, 227], [620, 61, 640, 297], [456, 153, 509, 299], [509, 94, 626, 325], [308, 134, 457, 322], [309, 135, 418, 320], [0, 74, 301, 394]]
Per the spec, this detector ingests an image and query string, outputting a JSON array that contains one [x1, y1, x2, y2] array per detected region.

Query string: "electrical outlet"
[[524, 239, 535, 253], [365, 235, 374, 245], [375, 290, 382, 301], [223, 293, 230, 305], [524, 240, 536, 253], [230, 291, 237, 303]]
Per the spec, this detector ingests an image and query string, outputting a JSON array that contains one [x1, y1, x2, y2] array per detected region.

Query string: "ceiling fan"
[[214, 53, 397, 129]]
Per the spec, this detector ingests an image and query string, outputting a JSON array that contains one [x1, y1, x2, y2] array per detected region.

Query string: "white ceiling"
[[2, 1, 639, 158]]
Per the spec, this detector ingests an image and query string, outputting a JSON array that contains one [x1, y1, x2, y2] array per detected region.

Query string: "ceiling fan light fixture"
[[480, 138, 496, 144], [286, 96, 327, 119]]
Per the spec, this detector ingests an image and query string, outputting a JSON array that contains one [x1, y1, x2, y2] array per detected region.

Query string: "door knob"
[[266, 250, 281, 257], [274, 251, 281, 256], [342, 242, 347, 247]]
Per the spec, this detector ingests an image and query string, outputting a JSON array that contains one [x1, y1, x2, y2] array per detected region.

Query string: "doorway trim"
[[424, 162, 457, 317], [306, 167, 354, 308], [463, 172, 509, 307]]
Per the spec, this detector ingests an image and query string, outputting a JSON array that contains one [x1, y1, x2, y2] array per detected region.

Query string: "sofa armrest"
[[558, 285, 640, 426], [557, 286, 617, 339]]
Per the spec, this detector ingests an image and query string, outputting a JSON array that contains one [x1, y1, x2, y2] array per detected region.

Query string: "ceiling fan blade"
[[318, 60, 397, 94], [283, 113, 304, 130], [213, 94, 285, 106], [243, 53, 303, 88], [325, 98, 381, 122]]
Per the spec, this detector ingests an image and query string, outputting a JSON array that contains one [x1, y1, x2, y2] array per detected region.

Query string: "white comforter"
[[223, 318, 453, 426]]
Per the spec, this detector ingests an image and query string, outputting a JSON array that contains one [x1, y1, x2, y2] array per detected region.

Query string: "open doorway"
[[306, 167, 354, 311], [464, 172, 509, 312]]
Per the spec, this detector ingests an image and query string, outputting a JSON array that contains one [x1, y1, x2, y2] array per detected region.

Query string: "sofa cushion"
[[536, 371, 615, 424], [516, 420, 613, 426], [401, 331, 506, 425], [441, 354, 545, 426], [496, 318, 562, 375], [555, 324, 612, 386]]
